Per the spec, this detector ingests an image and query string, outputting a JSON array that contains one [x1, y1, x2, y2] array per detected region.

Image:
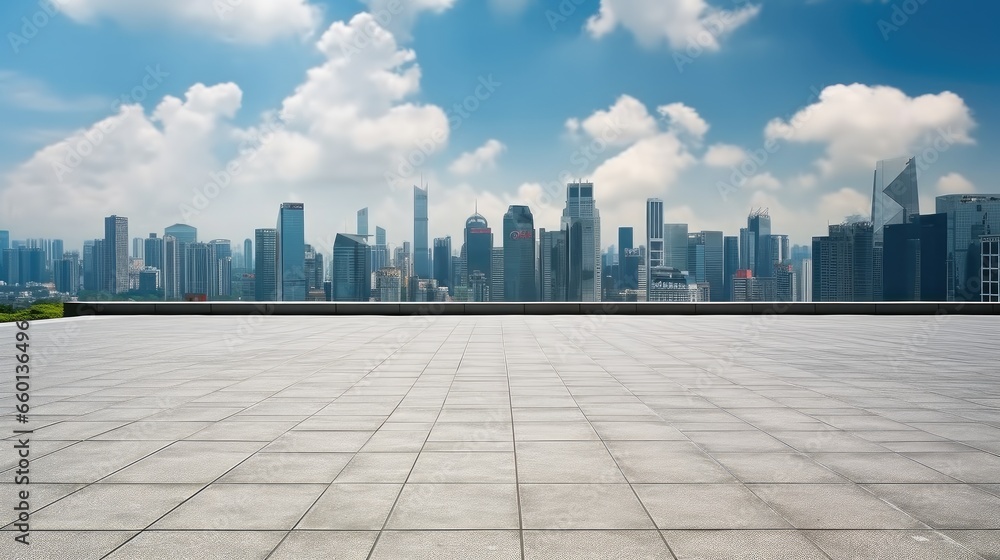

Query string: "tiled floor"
[[2, 313, 1000, 559]]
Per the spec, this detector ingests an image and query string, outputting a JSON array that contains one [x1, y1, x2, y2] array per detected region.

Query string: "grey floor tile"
[[103, 441, 263, 483], [635, 484, 790, 530], [370, 530, 520, 560], [32, 484, 202, 530], [590, 421, 686, 441], [520, 483, 655, 529], [750, 484, 925, 529], [386, 483, 519, 529], [297, 483, 401, 529], [263, 430, 373, 452], [514, 421, 600, 441], [151, 483, 325, 530], [335, 452, 417, 483], [24, 440, 169, 483], [811, 452, 958, 483], [269, 531, 378, 560], [805, 530, 984, 559], [606, 441, 735, 483], [712, 453, 845, 483], [0, 530, 135, 559], [904, 451, 1000, 483], [866, 484, 1000, 529], [524, 530, 673, 559], [663, 530, 829, 559], [516, 441, 626, 483], [218, 452, 353, 483], [105, 530, 285, 559], [409, 451, 516, 483], [941, 530, 1000, 560]]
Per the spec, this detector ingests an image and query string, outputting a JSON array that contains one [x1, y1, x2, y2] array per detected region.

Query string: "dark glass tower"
[[333, 234, 372, 302], [503, 205, 536, 302], [723, 236, 739, 302], [413, 186, 430, 278], [254, 228, 277, 301], [277, 202, 306, 301], [433, 236, 452, 294], [883, 213, 947, 301], [243, 238, 253, 272], [464, 212, 492, 293], [618, 227, 639, 292], [748, 209, 772, 278]]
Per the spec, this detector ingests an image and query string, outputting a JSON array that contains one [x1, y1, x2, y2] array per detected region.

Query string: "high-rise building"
[[872, 157, 919, 300], [688, 231, 724, 301], [144, 234, 164, 277], [775, 264, 797, 302], [413, 186, 430, 278], [731, 269, 777, 302], [748, 209, 772, 278], [433, 237, 452, 294], [465, 212, 492, 293], [723, 236, 739, 303], [185, 243, 214, 297], [618, 227, 640, 293], [132, 237, 144, 261], [0, 231, 8, 251], [254, 228, 278, 301], [800, 259, 813, 302], [104, 215, 128, 294], [375, 268, 403, 302], [936, 194, 1000, 301], [770, 234, 790, 266], [539, 228, 568, 302], [739, 227, 755, 272], [277, 202, 306, 301], [812, 220, 874, 302], [562, 182, 601, 301], [646, 199, 664, 291], [648, 266, 705, 302], [54, 255, 79, 295], [210, 239, 232, 298], [357, 207, 369, 237], [982, 235, 1000, 302], [164, 223, 197, 245], [332, 234, 371, 302], [664, 224, 689, 271], [503, 205, 536, 302], [374, 227, 388, 273], [243, 238, 253, 272], [883, 213, 947, 301], [491, 247, 504, 302], [162, 236, 180, 300]]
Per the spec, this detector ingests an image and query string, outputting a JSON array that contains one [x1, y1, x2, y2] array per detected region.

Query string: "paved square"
[[2, 314, 999, 558]]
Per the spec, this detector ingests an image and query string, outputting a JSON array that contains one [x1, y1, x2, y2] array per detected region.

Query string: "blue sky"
[[0, 0, 996, 252]]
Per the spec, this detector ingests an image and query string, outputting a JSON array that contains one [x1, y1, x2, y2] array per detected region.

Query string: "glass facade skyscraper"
[[357, 207, 368, 237], [664, 224, 689, 272], [748, 210, 771, 278], [465, 213, 492, 295], [646, 199, 664, 293], [872, 157, 919, 300], [277, 203, 305, 301], [618, 227, 639, 292], [539, 228, 568, 302], [883, 213, 947, 301], [254, 228, 277, 301], [433, 236, 452, 294], [333, 234, 371, 302], [936, 194, 1000, 301], [812, 221, 874, 302], [104, 215, 128, 294], [503, 205, 536, 302], [413, 186, 430, 279], [562, 182, 601, 302]]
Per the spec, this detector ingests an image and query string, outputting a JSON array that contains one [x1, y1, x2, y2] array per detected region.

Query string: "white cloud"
[[745, 172, 781, 191], [657, 102, 709, 142], [449, 139, 507, 175], [936, 172, 975, 195], [703, 143, 747, 167], [764, 83, 976, 176], [578, 95, 659, 147], [593, 134, 698, 211], [586, 0, 761, 50], [55, 0, 321, 43], [362, 0, 457, 39]]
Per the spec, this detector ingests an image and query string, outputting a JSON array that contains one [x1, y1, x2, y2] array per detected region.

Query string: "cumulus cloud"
[[55, 0, 321, 43], [362, 0, 458, 39], [764, 83, 976, 176], [936, 172, 975, 195], [657, 102, 709, 142], [744, 172, 781, 191], [703, 143, 747, 167], [586, 0, 761, 50], [449, 139, 507, 175], [575, 95, 659, 147]]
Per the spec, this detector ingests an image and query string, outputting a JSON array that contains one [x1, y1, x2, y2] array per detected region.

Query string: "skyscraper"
[[164, 223, 197, 245], [243, 238, 253, 272], [465, 212, 492, 294], [332, 234, 371, 302], [491, 247, 504, 302], [883, 213, 947, 301], [132, 237, 144, 261], [664, 224, 689, 271], [277, 202, 306, 301], [104, 215, 128, 294], [0, 231, 8, 251], [375, 268, 403, 302], [374, 227, 388, 273], [539, 228, 568, 302], [503, 205, 536, 302], [872, 157, 919, 300], [748, 209, 772, 278], [433, 236, 452, 294], [739, 227, 755, 272], [357, 207, 369, 237], [162, 236, 180, 300], [210, 239, 232, 298], [254, 228, 278, 301], [982, 235, 1000, 302], [618, 227, 639, 292], [646, 199, 664, 291], [812, 220, 874, 302], [185, 243, 214, 297], [144, 234, 164, 275], [936, 194, 1000, 301], [723, 236, 739, 303], [562, 182, 601, 301], [688, 231, 724, 301], [413, 186, 430, 278]]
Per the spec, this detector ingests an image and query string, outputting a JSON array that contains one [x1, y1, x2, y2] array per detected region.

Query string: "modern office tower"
[[562, 182, 602, 301], [800, 259, 813, 302], [374, 227, 388, 273], [0, 231, 8, 251], [646, 199, 664, 291], [304, 245, 325, 292], [731, 270, 776, 302], [164, 223, 197, 245], [413, 185, 430, 279], [539, 228, 569, 302], [433, 236, 452, 293], [648, 266, 705, 302], [739, 227, 755, 272], [936, 194, 1000, 300], [375, 267, 403, 302], [332, 234, 372, 302], [103, 215, 128, 294], [687, 231, 724, 301], [254, 228, 278, 301], [51, 239, 64, 273], [1, 249, 18, 285], [132, 237, 144, 261], [882, 213, 947, 301], [452, 255, 464, 294], [982, 235, 1000, 302], [54, 257, 79, 294], [812, 220, 874, 302], [723, 236, 739, 303], [470, 271, 489, 302], [775, 264, 797, 302], [747, 209, 772, 277], [409, 277, 440, 302], [686, 234, 706, 284], [664, 224, 689, 271], [872, 157, 919, 300], [138, 268, 159, 293], [465, 212, 493, 290], [162, 236, 180, 300], [80, 240, 95, 291], [311, 253, 325, 298], [770, 234, 790, 266], [184, 243, 214, 297], [503, 205, 536, 302], [491, 247, 505, 302], [358, 207, 369, 237], [93, 239, 107, 291], [144, 234, 164, 275], [13, 247, 45, 285], [618, 227, 640, 293], [209, 239, 232, 298], [243, 238, 253, 272], [276, 202, 306, 301]]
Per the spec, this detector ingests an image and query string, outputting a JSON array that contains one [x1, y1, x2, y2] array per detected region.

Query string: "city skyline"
[[0, 1, 995, 251]]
